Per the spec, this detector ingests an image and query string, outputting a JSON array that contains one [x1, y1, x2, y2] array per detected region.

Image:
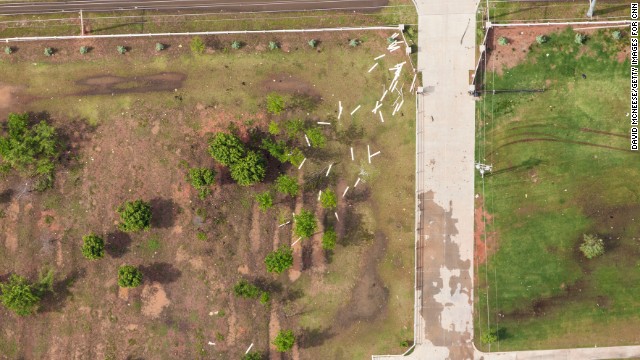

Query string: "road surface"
[[0, 0, 388, 15]]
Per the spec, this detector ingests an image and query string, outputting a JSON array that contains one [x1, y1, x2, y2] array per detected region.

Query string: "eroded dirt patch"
[[141, 282, 170, 318], [75, 72, 186, 95], [474, 197, 497, 265]]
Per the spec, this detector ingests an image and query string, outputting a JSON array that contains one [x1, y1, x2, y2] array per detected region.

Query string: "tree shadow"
[[339, 209, 374, 246], [39, 269, 86, 313], [105, 231, 132, 258], [281, 287, 304, 302], [0, 189, 13, 204], [298, 327, 334, 349], [139, 262, 182, 284], [344, 186, 370, 204], [301, 242, 313, 270], [150, 198, 177, 228], [254, 277, 283, 294]]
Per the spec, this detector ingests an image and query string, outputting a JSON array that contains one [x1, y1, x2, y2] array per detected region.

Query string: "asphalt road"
[[0, 0, 388, 15]]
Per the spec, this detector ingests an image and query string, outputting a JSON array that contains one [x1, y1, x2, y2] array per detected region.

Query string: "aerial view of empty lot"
[[0, 1, 419, 358]]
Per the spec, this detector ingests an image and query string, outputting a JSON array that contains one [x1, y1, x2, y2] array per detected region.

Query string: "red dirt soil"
[[474, 197, 497, 265]]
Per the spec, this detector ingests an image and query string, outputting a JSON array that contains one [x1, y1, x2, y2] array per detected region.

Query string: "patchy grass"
[[475, 28, 639, 350]]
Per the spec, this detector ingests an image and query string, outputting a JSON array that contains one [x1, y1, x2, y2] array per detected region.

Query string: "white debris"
[[317, 121, 331, 125], [338, 101, 343, 119], [304, 134, 311, 147], [379, 111, 384, 123], [342, 186, 350, 198], [245, 343, 254, 354], [350, 105, 361, 116], [326, 163, 333, 177], [374, 54, 385, 60], [350, 147, 354, 161], [318, 190, 322, 201], [354, 178, 361, 187], [410, 73, 417, 93], [298, 158, 306, 170], [368, 63, 379, 73], [380, 89, 388, 102], [372, 101, 382, 114], [334, 212, 340, 221]]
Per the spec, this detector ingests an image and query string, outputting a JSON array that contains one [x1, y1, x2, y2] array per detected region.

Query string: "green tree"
[[293, 209, 317, 238], [580, 234, 605, 259], [188, 167, 216, 199], [497, 37, 509, 46], [190, 36, 205, 54], [265, 246, 294, 273], [117, 45, 127, 54], [283, 118, 304, 138], [575, 33, 586, 45], [320, 189, 337, 209], [481, 330, 499, 344], [308, 39, 317, 48], [535, 35, 548, 44], [0, 274, 40, 316], [230, 151, 266, 186], [4, 46, 12, 55], [231, 40, 242, 49], [306, 128, 326, 148], [233, 279, 260, 299], [0, 113, 59, 191], [322, 228, 337, 250], [81, 234, 105, 260], [117, 199, 152, 232], [79, 46, 89, 54], [255, 191, 274, 211], [268, 41, 279, 51], [260, 291, 270, 305], [118, 265, 143, 288], [44, 47, 53, 56], [275, 174, 299, 197], [273, 330, 295, 352], [208, 132, 246, 167], [261, 138, 289, 163], [155, 42, 165, 51], [266, 93, 285, 115], [243, 352, 263, 360]]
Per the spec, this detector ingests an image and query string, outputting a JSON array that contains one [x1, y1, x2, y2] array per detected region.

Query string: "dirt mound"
[[141, 282, 170, 318]]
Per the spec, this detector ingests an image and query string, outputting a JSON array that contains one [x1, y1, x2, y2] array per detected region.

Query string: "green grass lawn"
[[486, 1, 632, 23], [475, 28, 640, 350]]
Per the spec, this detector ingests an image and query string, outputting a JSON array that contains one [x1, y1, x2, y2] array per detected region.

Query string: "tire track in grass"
[[288, 169, 305, 282]]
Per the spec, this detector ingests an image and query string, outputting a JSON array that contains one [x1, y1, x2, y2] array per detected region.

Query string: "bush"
[[117, 200, 152, 232], [118, 265, 143, 288], [273, 330, 295, 352], [497, 37, 509, 46], [287, 148, 305, 167], [196, 231, 207, 241], [0, 274, 40, 316], [243, 351, 263, 360], [155, 42, 165, 51], [233, 279, 260, 298], [481, 330, 499, 344], [266, 93, 286, 115], [580, 234, 605, 259], [44, 47, 53, 56], [535, 35, 548, 44], [4, 46, 12, 55], [117, 45, 127, 54], [575, 33, 586, 45], [268, 41, 279, 51], [229, 151, 266, 186], [208, 132, 246, 166], [188, 167, 216, 199], [612, 30, 622, 40], [81, 234, 105, 260], [265, 246, 294, 273], [231, 40, 242, 49], [255, 192, 274, 211], [322, 228, 337, 250], [0, 113, 59, 191], [190, 36, 205, 54], [305, 128, 326, 148], [79, 46, 89, 54], [293, 209, 317, 238], [283, 118, 304, 138], [349, 38, 360, 47], [308, 39, 317, 48], [275, 174, 299, 197], [261, 138, 288, 163], [260, 291, 270, 305], [320, 189, 337, 209], [268, 121, 280, 135]]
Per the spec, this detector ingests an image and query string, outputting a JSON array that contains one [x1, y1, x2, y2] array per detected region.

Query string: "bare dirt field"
[[0, 31, 415, 359]]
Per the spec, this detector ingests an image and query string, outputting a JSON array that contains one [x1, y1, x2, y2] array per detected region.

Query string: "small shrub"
[[215, 332, 225, 341], [308, 39, 317, 48], [273, 330, 295, 352], [275, 174, 299, 197], [580, 234, 605, 259], [400, 340, 410, 347], [231, 40, 241, 49], [260, 291, 270, 305], [4, 46, 12, 55], [118, 265, 143, 288], [81, 234, 105, 260], [266, 93, 286, 115], [255, 192, 274, 211], [79, 46, 89, 54], [268, 121, 280, 135], [229, 151, 267, 186], [322, 228, 337, 250], [481, 330, 499, 344], [575, 33, 586, 45], [268, 41, 279, 51], [535, 35, 547, 44], [190, 36, 205, 54], [497, 37, 509, 46], [612, 30, 622, 40], [196, 232, 207, 241], [265, 246, 294, 273], [283, 118, 304, 138], [306, 128, 326, 148], [320, 189, 337, 209], [387, 36, 395, 44], [188, 167, 216, 200], [155, 42, 165, 51], [243, 352, 263, 360], [117, 199, 152, 232], [233, 279, 260, 299], [349, 39, 360, 47], [0, 274, 40, 316], [44, 47, 53, 56], [208, 132, 246, 166], [287, 148, 305, 167], [261, 138, 289, 163], [293, 209, 317, 238], [117, 46, 127, 54]]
